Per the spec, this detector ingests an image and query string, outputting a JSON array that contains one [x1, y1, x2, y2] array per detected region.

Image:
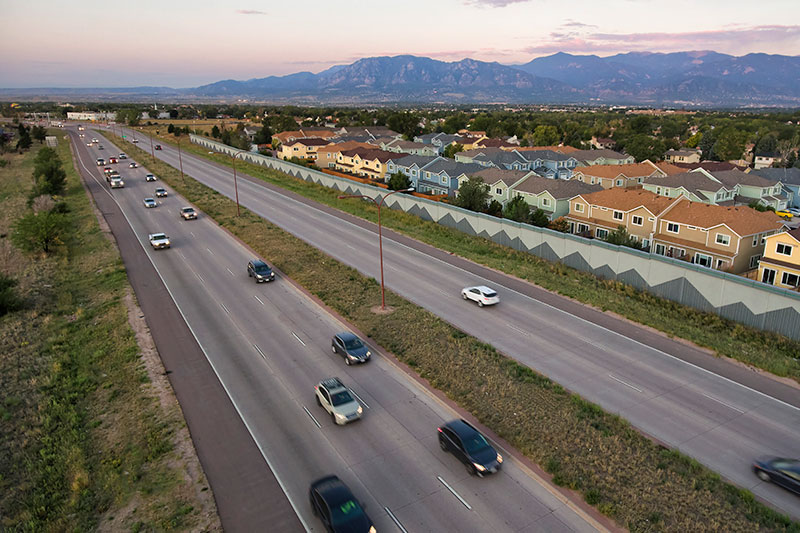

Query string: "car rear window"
[[482, 290, 497, 298], [330, 390, 354, 406]]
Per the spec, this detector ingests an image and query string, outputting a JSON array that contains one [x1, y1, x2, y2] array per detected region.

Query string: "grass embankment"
[[115, 133, 799, 532], [0, 137, 218, 531], [142, 127, 800, 384]]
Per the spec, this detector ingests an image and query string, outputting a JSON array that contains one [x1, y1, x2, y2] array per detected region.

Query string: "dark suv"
[[309, 475, 374, 533], [438, 419, 503, 477], [331, 332, 371, 365], [247, 259, 275, 282]]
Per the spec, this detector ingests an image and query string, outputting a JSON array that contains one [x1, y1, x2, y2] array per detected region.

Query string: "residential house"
[[413, 133, 466, 154], [243, 127, 260, 142], [470, 150, 532, 171], [672, 161, 747, 172], [416, 159, 485, 196], [469, 167, 533, 205], [337, 126, 400, 139], [471, 137, 518, 149], [380, 139, 438, 156], [590, 137, 616, 150], [566, 189, 676, 249], [272, 129, 337, 146], [754, 152, 781, 170], [750, 168, 800, 208], [335, 148, 398, 181], [458, 129, 486, 139], [711, 169, 789, 210], [315, 141, 373, 169], [571, 161, 668, 189], [509, 175, 602, 220], [515, 145, 579, 154], [455, 147, 506, 164], [386, 155, 441, 189], [279, 137, 333, 161], [521, 150, 579, 179], [652, 199, 783, 273], [758, 228, 800, 289], [664, 149, 701, 164], [569, 149, 635, 166]]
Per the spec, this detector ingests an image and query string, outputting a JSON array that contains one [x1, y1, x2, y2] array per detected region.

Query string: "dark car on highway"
[[331, 332, 371, 365], [309, 475, 374, 533], [438, 419, 503, 477], [753, 457, 800, 494], [247, 259, 274, 282], [155, 144, 162, 150]]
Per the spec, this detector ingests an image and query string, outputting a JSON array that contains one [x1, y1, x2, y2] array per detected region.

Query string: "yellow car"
[[775, 210, 793, 220]]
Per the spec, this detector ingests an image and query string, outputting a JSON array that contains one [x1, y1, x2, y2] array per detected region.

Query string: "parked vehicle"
[[148, 233, 170, 249], [331, 332, 371, 365], [309, 475, 374, 533], [753, 457, 800, 495], [461, 286, 500, 307], [315, 377, 363, 425], [776, 210, 793, 220], [247, 259, 275, 282], [438, 419, 503, 477]]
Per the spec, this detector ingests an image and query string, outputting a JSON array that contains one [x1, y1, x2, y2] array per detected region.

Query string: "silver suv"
[[315, 377, 363, 425]]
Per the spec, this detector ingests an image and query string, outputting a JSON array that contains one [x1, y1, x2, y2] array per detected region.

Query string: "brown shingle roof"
[[340, 147, 398, 163], [653, 161, 686, 175], [470, 167, 529, 187], [574, 162, 663, 180], [662, 199, 785, 236], [286, 137, 333, 147], [474, 138, 517, 148], [575, 188, 676, 214]]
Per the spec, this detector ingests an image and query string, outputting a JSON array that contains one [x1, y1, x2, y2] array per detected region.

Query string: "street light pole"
[[149, 130, 155, 161], [337, 188, 413, 310], [176, 136, 185, 183], [215, 148, 246, 217]]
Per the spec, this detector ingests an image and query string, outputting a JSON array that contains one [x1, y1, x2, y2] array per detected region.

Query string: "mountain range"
[[5, 51, 800, 107]]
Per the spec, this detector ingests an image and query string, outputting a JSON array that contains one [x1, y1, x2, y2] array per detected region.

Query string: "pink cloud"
[[462, 0, 530, 7], [236, 9, 267, 15]]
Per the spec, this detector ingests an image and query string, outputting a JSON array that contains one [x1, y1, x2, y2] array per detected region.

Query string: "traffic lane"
[[66, 129, 305, 532]]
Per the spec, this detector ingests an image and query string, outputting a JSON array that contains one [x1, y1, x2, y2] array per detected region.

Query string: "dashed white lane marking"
[[437, 476, 472, 510], [609, 374, 643, 393]]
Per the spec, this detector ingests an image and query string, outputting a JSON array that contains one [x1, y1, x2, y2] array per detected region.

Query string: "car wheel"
[[345, 357, 352, 366], [462, 292, 468, 300], [439, 438, 447, 451], [315, 395, 321, 406], [477, 301, 484, 307], [466, 463, 476, 476], [756, 470, 771, 482]]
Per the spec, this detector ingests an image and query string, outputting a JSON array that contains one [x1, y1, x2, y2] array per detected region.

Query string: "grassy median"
[[113, 132, 798, 532], [0, 136, 218, 531], [137, 128, 800, 384]]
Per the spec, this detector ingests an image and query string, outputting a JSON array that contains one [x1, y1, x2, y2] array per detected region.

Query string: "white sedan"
[[461, 286, 500, 307]]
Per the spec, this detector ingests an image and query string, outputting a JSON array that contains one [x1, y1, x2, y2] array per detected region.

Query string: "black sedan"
[[438, 419, 503, 477], [331, 332, 371, 365], [309, 475, 374, 533], [753, 457, 800, 495]]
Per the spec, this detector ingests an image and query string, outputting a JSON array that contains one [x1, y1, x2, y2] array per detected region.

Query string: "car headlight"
[[496, 454, 503, 464], [369, 527, 376, 533], [365, 351, 371, 358], [473, 462, 486, 472], [356, 406, 363, 415], [335, 412, 346, 419], [348, 354, 358, 360]]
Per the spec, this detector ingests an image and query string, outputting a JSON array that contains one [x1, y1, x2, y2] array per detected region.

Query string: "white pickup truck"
[[148, 233, 171, 250], [110, 176, 124, 188]]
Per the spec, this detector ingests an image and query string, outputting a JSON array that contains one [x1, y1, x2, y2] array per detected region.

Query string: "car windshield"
[[462, 432, 490, 454], [330, 498, 365, 526], [255, 265, 271, 274], [330, 390, 354, 406], [343, 337, 363, 350], [182, 208, 193, 213], [152, 234, 166, 239]]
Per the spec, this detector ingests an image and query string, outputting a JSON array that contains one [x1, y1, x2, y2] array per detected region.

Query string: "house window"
[[781, 272, 800, 287], [655, 243, 666, 255], [577, 223, 589, 234], [632, 215, 643, 226], [613, 210, 623, 221], [541, 198, 551, 207], [575, 203, 584, 213], [776, 243, 793, 256], [715, 234, 730, 246], [590, 177, 595, 184], [616, 179, 623, 187], [716, 259, 727, 270], [495, 188, 502, 195], [749, 255, 761, 269], [694, 253, 713, 268], [668, 247, 685, 258], [667, 222, 679, 234], [642, 238, 650, 249], [596, 228, 609, 239], [411, 170, 416, 176], [441, 176, 448, 185], [752, 235, 760, 247], [762, 268, 776, 285]]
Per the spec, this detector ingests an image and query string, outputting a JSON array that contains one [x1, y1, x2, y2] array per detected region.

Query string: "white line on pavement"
[[303, 406, 322, 429], [292, 332, 306, 346], [220, 302, 229, 314], [609, 374, 643, 393], [437, 476, 472, 510], [254, 295, 264, 305], [702, 393, 745, 413], [350, 389, 370, 409], [384, 507, 408, 533]]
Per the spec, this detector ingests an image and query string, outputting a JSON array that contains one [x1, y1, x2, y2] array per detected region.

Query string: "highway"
[[71, 129, 606, 532], [106, 125, 800, 520]]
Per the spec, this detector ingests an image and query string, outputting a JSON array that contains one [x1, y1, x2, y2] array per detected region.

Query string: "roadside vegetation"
[[0, 134, 218, 531], [116, 133, 799, 532], [134, 129, 800, 384]]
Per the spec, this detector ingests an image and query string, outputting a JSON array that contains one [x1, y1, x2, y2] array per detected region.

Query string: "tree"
[[755, 133, 778, 155], [685, 132, 702, 148], [386, 111, 421, 139], [443, 143, 463, 159], [211, 125, 221, 138], [11, 211, 70, 254], [605, 225, 643, 250], [548, 217, 570, 233], [167, 123, 175, 134], [116, 108, 141, 126], [622, 134, 664, 162], [388, 172, 411, 191], [0, 273, 23, 316], [441, 113, 468, 134], [169, 109, 179, 119], [253, 123, 273, 145], [455, 176, 490, 212], [31, 125, 47, 143], [503, 195, 531, 223], [712, 127, 747, 162], [529, 208, 550, 227], [16, 131, 32, 151], [486, 199, 503, 217], [531, 125, 559, 146], [32, 147, 67, 197]]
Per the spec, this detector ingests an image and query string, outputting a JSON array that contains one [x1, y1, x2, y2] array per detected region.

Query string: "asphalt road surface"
[[103, 125, 800, 520], [72, 130, 608, 532]]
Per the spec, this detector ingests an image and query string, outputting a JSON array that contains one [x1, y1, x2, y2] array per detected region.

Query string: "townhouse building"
[[315, 141, 374, 169], [758, 228, 800, 289], [642, 170, 736, 204], [750, 168, 800, 208], [469, 168, 533, 205], [334, 148, 397, 181], [386, 155, 441, 189], [272, 129, 337, 146], [509, 176, 602, 220], [380, 139, 438, 156], [416, 159, 485, 196], [413, 133, 466, 155], [571, 161, 668, 189], [279, 137, 333, 160], [569, 149, 635, 166], [664, 149, 701, 164]]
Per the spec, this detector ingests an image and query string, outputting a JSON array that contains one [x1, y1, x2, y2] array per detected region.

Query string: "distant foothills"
[[3, 51, 800, 108]]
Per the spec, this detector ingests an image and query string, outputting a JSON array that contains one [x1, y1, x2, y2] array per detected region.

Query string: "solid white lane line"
[[350, 390, 370, 409], [179, 252, 186, 260], [437, 476, 471, 510], [226, 268, 234, 276], [196, 273, 204, 283], [609, 374, 643, 393], [345, 244, 356, 250], [702, 393, 745, 414], [292, 332, 306, 346], [303, 406, 322, 429], [206, 247, 214, 255], [253, 344, 266, 360], [220, 302, 229, 314], [254, 295, 264, 305], [384, 507, 408, 533], [507, 323, 528, 336]]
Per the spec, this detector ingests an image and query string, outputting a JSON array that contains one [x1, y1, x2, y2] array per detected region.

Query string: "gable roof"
[[317, 140, 373, 153], [662, 199, 785, 236], [470, 167, 530, 187], [390, 154, 440, 168], [459, 147, 506, 159], [673, 161, 747, 172], [709, 169, 780, 188], [665, 149, 700, 157], [474, 138, 517, 148], [574, 162, 663, 180], [574, 188, 677, 214], [749, 167, 800, 186], [473, 150, 529, 167], [285, 137, 332, 147], [515, 145, 579, 154], [421, 158, 485, 177], [643, 170, 728, 197], [340, 147, 399, 163], [652, 161, 686, 175], [570, 149, 630, 162], [513, 176, 603, 199]]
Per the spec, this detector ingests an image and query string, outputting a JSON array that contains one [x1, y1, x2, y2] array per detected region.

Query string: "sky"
[[1, 0, 799, 88]]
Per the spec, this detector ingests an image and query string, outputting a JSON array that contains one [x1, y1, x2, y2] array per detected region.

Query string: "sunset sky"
[[1, 0, 798, 87]]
